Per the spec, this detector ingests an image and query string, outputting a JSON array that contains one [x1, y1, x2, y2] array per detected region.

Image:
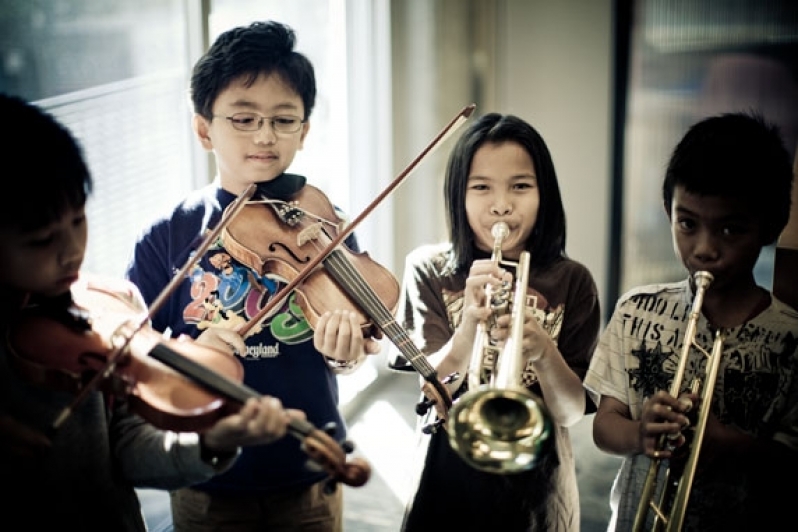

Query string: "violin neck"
[[323, 249, 438, 381], [149, 343, 257, 404]]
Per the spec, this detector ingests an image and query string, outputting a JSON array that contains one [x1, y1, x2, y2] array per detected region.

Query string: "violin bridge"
[[298, 222, 323, 246]]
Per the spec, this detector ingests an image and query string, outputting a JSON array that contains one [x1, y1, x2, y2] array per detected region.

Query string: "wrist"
[[199, 435, 240, 468]]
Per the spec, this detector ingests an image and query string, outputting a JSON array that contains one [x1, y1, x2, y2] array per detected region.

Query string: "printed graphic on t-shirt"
[[443, 286, 565, 388], [181, 249, 313, 357], [621, 291, 794, 430]]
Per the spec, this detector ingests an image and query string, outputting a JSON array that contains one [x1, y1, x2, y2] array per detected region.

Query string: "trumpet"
[[633, 270, 726, 531], [447, 222, 551, 474]]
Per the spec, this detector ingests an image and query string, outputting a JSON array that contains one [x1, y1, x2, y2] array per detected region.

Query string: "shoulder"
[[405, 242, 452, 271], [547, 257, 597, 286], [766, 294, 798, 323], [613, 279, 688, 310], [135, 184, 222, 238]]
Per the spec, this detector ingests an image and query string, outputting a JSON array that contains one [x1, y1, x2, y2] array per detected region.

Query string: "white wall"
[[499, 0, 613, 313], [390, 0, 614, 311]]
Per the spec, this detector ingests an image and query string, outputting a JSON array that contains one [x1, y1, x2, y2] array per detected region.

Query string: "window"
[[616, 0, 798, 297]]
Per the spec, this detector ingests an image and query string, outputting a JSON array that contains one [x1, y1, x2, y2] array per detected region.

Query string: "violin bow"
[[49, 185, 257, 431], [239, 103, 477, 424]]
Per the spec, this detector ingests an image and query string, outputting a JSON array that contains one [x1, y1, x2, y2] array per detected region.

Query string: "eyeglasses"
[[216, 112, 305, 134]]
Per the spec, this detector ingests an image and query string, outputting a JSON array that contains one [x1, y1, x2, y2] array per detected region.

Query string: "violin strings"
[[323, 250, 436, 377]]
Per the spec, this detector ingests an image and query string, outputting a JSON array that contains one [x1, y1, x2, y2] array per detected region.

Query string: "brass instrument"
[[633, 270, 726, 531], [447, 222, 551, 474]]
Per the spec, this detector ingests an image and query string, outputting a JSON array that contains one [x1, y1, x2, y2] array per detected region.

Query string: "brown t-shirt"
[[391, 243, 601, 531]]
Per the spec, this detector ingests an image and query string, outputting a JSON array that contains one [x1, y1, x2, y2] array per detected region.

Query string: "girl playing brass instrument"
[[391, 113, 601, 531], [585, 112, 798, 531]]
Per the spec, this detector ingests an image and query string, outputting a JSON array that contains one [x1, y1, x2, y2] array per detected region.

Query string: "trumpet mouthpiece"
[[491, 222, 510, 241]]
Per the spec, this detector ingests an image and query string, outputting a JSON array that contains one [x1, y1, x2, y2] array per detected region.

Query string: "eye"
[[676, 217, 695, 231], [230, 113, 258, 126], [721, 224, 747, 237], [72, 213, 87, 228], [274, 116, 300, 127], [25, 232, 55, 248]]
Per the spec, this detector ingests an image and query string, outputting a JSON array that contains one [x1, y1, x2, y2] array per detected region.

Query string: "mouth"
[[59, 272, 80, 286], [248, 152, 277, 162]]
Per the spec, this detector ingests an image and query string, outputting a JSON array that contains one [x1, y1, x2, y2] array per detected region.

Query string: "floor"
[[138, 364, 621, 531]]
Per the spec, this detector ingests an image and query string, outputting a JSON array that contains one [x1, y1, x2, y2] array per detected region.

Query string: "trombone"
[[447, 222, 551, 474], [633, 270, 726, 531]]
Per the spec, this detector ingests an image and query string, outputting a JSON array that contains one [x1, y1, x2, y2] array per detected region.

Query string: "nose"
[[60, 228, 86, 269], [253, 121, 277, 145], [692, 230, 719, 264], [490, 196, 512, 216]]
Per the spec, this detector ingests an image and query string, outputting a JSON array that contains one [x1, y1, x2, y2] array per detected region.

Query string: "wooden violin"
[[7, 277, 371, 488], [221, 182, 399, 341]]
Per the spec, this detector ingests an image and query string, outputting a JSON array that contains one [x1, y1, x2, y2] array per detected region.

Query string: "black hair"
[[190, 21, 316, 121], [444, 113, 567, 273], [663, 111, 793, 245], [0, 93, 92, 231]]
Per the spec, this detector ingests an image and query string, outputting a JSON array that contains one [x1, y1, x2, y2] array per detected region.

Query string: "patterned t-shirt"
[[584, 279, 798, 531], [393, 242, 601, 531]]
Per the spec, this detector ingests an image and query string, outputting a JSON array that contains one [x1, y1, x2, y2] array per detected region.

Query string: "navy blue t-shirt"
[[126, 183, 357, 493]]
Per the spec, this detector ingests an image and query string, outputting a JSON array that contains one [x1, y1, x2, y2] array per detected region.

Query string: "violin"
[[221, 182, 399, 341], [221, 104, 477, 428], [8, 277, 371, 488]]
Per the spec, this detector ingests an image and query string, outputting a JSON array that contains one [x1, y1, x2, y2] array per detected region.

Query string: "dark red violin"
[[8, 276, 371, 488]]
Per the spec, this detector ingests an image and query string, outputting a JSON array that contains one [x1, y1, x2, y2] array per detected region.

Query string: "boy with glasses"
[[126, 21, 381, 531]]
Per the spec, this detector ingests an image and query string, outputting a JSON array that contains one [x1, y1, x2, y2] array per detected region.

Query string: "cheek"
[[0, 253, 48, 292]]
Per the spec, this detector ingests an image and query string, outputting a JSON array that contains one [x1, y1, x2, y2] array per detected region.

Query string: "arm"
[[773, 146, 798, 310]]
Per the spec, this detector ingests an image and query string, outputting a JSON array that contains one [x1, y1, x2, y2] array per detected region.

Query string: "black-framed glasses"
[[216, 112, 305, 133]]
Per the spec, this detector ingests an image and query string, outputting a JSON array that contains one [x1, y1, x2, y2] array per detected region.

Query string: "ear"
[[297, 120, 311, 150], [193, 114, 214, 150]]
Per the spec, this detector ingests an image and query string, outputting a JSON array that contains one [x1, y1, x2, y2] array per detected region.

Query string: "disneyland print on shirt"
[[181, 245, 310, 360]]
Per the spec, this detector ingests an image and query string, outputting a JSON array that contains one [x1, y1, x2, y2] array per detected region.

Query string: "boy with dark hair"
[[585, 112, 798, 530], [126, 21, 380, 531], [0, 92, 294, 531]]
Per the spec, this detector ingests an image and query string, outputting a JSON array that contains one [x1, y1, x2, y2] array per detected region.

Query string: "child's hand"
[[195, 326, 248, 356], [202, 396, 303, 451], [463, 259, 507, 329], [314, 310, 379, 370], [639, 391, 694, 459], [491, 306, 553, 364], [0, 413, 51, 458]]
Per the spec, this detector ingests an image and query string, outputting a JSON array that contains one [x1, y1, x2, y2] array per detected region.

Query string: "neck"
[[701, 279, 768, 329]]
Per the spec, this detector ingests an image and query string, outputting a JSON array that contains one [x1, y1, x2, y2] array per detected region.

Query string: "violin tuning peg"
[[415, 399, 431, 416], [322, 421, 337, 436], [340, 440, 355, 454]]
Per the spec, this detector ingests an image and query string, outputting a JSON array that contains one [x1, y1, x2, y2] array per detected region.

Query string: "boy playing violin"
[[125, 20, 381, 531], [0, 93, 298, 531]]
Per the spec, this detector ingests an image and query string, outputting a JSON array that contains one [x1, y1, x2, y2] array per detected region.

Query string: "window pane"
[[621, 0, 798, 294], [0, 0, 196, 278]]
